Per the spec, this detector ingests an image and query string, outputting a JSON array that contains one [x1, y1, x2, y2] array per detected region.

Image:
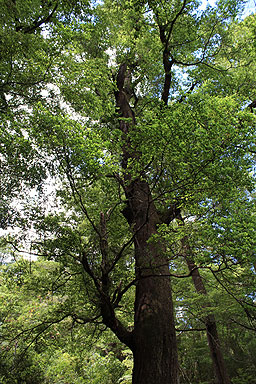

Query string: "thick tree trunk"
[[114, 62, 179, 384], [126, 180, 179, 384], [184, 243, 231, 384], [132, 277, 178, 384]]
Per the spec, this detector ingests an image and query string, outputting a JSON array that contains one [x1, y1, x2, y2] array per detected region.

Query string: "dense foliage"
[[1, 0, 256, 383]]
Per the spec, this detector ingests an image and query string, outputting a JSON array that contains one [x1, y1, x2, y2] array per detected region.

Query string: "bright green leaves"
[[189, 14, 256, 102], [125, 92, 255, 211], [0, 0, 93, 113], [1, 2, 256, 383], [30, 104, 109, 180], [58, 56, 114, 118], [0, 112, 48, 229], [0, 257, 116, 383]]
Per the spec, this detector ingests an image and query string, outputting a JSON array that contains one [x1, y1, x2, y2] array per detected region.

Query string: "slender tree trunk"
[[182, 239, 231, 384]]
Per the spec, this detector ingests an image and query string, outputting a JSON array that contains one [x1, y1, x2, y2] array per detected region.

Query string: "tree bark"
[[114, 63, 179, 384], [182, 238, 231, 384], [128, 180, 179, 384]]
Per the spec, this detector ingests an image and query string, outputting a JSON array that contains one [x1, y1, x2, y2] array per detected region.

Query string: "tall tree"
[[1, 1, 256, 383]]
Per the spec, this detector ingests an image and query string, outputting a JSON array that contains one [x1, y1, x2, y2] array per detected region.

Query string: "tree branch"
[[16, 2, 59, 34]]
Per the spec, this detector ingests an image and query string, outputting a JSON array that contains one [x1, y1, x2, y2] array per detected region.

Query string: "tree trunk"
[[126, 180, 179, 384], [114, 63, 179, 384], [183, 240, 231, 384]]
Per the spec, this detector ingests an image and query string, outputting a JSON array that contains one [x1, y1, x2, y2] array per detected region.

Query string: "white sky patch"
[[201, 0, 216, 9], [243, 0, 256, 16], [106, 47, 117, 67], [200, 0, 255, 14], [0, 173, 62, 261], [41, 83, 60, 98], [41, 83, 89, 124]]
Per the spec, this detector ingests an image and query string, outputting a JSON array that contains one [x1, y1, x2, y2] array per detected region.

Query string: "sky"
[[243, 0, 256, 16], [201, 0, 255, 15]]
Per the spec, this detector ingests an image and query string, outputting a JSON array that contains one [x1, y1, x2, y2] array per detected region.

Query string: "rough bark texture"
[[183, 239, 231, 384], [114, 63, 179, 384], [128, 180, 179, 384]]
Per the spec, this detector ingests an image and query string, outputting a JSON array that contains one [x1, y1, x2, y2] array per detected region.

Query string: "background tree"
[[0, 256, 132, 384]]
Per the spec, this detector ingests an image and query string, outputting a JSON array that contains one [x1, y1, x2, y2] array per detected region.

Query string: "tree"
[[179, 227, 231, 384], [1, 1, 256, 383], [171, 186, 256, 382], [0, 256, 130, 384]]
